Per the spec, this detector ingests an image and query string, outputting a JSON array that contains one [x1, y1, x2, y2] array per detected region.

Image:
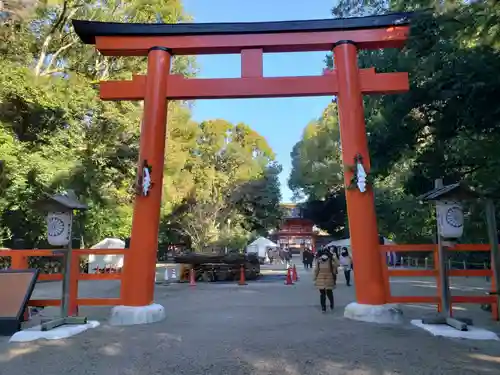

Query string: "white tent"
[[245, 237, 279, 259], [325, 237, 396, 263], [326, 237, 396, 265], [326, 238, 351, 248], [88, 238, 125, 273], [326, 237, 395, 248]]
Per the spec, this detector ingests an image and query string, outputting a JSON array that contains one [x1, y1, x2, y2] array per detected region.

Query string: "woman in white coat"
[[339, 247, 353, 286]]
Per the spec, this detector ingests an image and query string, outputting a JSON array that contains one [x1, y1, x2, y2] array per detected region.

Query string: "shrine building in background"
[[271, 203, 331, 254]]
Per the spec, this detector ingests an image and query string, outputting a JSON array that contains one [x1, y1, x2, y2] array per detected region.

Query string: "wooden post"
[[10, 254, 28, 269], [484, 199, 500, 320], [434, 247, 442, 313], [334, 40, 386, 305], [435, 178, 452, 317], [69, 252, 80, 316], [121, 47, 171, 306]]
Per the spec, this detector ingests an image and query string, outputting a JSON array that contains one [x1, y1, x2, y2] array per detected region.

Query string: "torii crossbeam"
[[73, 11, 412, 322]]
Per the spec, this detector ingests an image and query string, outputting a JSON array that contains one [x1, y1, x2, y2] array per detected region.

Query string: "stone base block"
[[109, 303, 166, 326], [344, 302, 403, 324]]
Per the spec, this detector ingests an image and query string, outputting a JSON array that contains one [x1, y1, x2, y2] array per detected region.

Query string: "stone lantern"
[[419, 179, 485, 331], [34, 190, 89, 331]]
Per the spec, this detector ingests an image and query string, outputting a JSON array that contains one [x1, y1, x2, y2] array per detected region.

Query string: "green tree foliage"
[[289, 0, 500, 246], [288, 103, 348, 234], [289, 103, 343, 200], [0, 1, 282, 256], [161, 119, 282, 251], [234, 162, 283, 235]]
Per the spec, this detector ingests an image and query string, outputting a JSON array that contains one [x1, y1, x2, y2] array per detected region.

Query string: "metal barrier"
[[380, 244, 498, 321], [0, 249, 125, 316]]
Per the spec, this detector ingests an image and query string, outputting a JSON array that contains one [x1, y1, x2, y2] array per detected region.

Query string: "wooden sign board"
[[0, 269, 39, 336]]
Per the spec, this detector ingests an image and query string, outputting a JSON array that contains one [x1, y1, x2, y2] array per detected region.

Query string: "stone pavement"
[[1, 265, 500, 375]]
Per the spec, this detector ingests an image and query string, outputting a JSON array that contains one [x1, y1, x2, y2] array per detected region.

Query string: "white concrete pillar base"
[[109, 303, 166, 326], [344, 302, 403, 324]]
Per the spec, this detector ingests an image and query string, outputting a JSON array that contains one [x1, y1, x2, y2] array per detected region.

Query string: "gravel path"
[[1, 265, 500, 375]]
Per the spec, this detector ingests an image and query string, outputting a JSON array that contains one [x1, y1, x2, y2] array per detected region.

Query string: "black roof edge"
[[417, 182, 483, 202], [72, 11, 414, 45]]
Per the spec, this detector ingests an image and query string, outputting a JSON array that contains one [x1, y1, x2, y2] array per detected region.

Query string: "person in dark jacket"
[[302, 248, 310, 269], [303, 247, 314, 269], [308, 248, 315, 268]]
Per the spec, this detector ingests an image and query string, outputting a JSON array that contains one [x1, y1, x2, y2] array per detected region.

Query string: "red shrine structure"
[[72, 12, 411, 312], [274, 203, 316, 253]]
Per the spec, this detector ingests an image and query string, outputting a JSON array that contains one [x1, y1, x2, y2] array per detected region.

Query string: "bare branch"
[[34, 34, 53, 76], [34, 5, 81, 76], [40, 68, 65, 76], [49, 0, 69, 34], [42, 40, 76, 75]]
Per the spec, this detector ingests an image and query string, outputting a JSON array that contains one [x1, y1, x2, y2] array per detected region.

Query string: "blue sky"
[[183, 0, 334, 202]]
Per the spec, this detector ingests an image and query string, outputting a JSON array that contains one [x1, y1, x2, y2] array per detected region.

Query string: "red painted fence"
[[2, 244, 498, 321], [0, 248, 125, 316], [380, 244, 498, 320]]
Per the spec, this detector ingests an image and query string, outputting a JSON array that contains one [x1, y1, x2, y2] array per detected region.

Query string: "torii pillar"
[[334, 41, 401, 323], [109, 47, 171, 325]]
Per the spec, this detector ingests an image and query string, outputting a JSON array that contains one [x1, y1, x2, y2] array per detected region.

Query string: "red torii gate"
[[73, 12, 411, 320]]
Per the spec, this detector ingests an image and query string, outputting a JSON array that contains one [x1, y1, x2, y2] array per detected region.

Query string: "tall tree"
[[288, 103, 348, 235], [0, 0, 282, 255], [234, 162, 283, 236], [164, 119, 282, 251], [0, 4, 142, 244], [288, 103, 343, 200], [289, 1, 500, 243]]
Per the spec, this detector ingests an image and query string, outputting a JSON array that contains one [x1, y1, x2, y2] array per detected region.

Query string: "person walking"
[[329, 245, 339, 259], [313, 250, 339, 312], [307, 248, 315, 269], [339, 247, 353, 286], [267, 247, 274, 265], [283, 245, 292, 268], [302, 248, 311, 269]]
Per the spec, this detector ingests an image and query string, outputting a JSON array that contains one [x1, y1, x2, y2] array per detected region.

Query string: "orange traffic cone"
[[189, 268, 196, 286], [284, 267, 294, 285], [238, 265, 247, 286], [292, 264, 298, 282]]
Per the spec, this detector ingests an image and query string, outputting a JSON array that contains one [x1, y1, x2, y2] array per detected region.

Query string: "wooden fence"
[[380, 244, 498, 320], [1, 245, 498, 321], [0, 248, 125, 316]]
